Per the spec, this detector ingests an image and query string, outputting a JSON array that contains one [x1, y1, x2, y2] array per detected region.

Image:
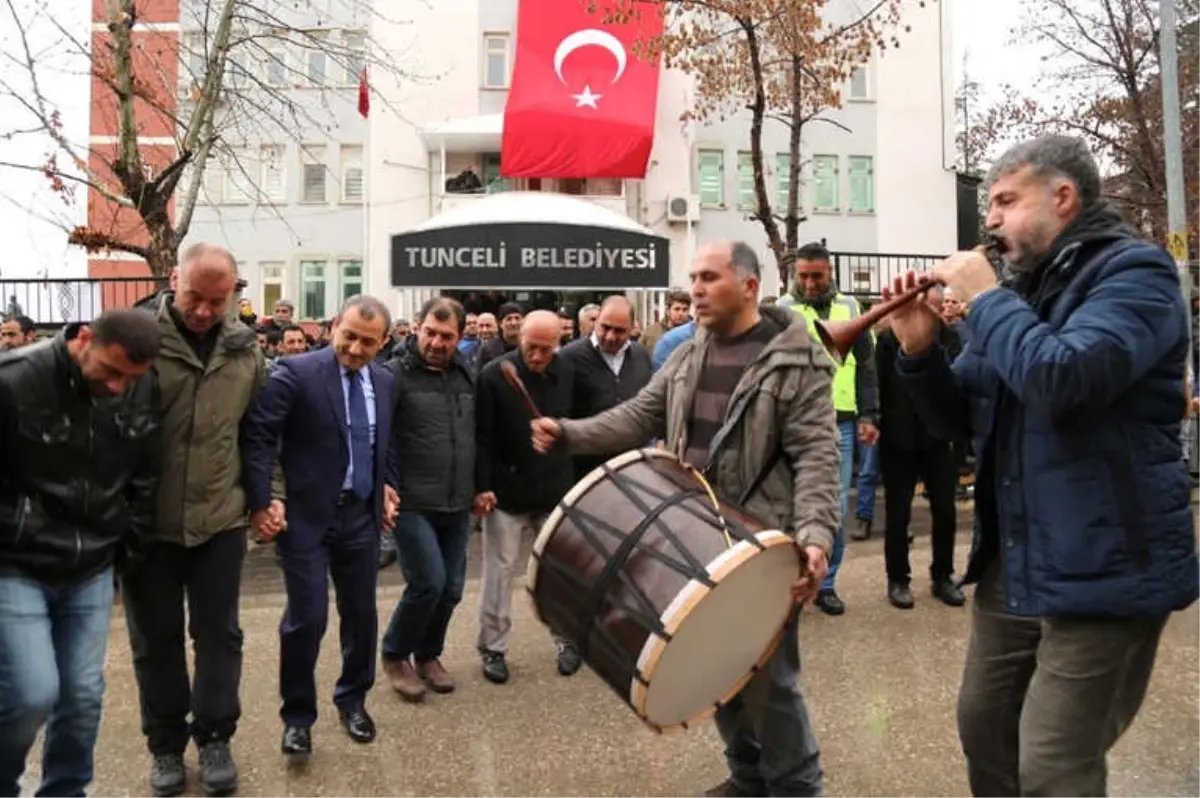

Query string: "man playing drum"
[[532, 240, 841, 797]]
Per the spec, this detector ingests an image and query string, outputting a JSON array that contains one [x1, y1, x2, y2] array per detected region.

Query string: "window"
[[300, 146, 327, 203], [260, 262, 285, 313], [848, 155, 874, 213], [736, 151, 755, 210], [264, 41, 288, 87], [306, 32, 328, 85], [482, 33, 510, 88], [260, 145, 286, 202], [697, 149, 724, 208], [182, 32, 206, 85], [300, 260, 328, 319], [481, 153, 507, 193], [340, 144, 363, 202], [343, 31, 366, 85], [339, 259, 363, 303], [224, 148, 253, 204], [775, 153, 793, 211], [811, 154, 839, 212], [848, 66, 869, 101]]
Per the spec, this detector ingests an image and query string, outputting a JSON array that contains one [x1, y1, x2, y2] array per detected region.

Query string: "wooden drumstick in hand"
[[501, 360, 543, 419]]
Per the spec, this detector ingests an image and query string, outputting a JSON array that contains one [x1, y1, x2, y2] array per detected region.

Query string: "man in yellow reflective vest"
[[778, 242, 880, 615]]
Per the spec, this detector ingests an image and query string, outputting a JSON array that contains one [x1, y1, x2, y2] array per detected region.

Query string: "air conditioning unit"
[[666, 194, 700, 224]]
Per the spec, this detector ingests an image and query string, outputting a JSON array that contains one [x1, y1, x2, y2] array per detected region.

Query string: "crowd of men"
[[0, 134, 1197, 798]]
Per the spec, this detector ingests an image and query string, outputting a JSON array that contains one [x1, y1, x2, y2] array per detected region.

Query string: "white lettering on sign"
[[400, 242, 660, 272], [404, 244, 508, 269]]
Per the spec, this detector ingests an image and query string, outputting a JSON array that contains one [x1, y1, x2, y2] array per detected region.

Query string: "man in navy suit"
[[241, 295, 399, 757]]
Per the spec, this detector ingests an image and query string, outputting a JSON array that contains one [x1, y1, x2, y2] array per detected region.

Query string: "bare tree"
[[599, 0, 920, 287], [0, 0, 419, 276], [989, 0, 1199, 242]]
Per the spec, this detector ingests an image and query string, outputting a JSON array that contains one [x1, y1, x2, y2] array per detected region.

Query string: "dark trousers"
[[381, 510, 471, 663], [277, 496, 379, 727], [122, 528, 246, 756], [957, 564, 1166, 796], [881, 443, 957, 583]]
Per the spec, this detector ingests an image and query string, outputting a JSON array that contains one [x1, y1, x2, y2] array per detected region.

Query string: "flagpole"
[[359, 67, 371, 307]]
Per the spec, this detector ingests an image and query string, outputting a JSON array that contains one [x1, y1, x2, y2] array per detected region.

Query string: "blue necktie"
[[346, 369, 373, 499]]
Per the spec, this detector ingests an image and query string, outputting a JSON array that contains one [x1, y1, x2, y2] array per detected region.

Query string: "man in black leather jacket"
[[0, 309, 162, 798]]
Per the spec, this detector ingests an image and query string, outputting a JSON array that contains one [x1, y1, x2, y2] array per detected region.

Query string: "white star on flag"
[[571, 85, 602, 108]]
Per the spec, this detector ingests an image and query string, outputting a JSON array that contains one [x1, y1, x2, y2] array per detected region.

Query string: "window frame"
[[847, 65, 872, 102], [298, 259, 329, 320], [299, 145, 327, 204], [305, 31, 328, 86], [696, 148, 725, 209], [810, 154, 840, 213], [775, 153, 796, 213], [340, 144, 363, 204], [847, 155, 875, 214], [259, 144, 286, 203], [736, 151, 756, 211], [259, 261, 286, 316], [482, 33, 511, 89]]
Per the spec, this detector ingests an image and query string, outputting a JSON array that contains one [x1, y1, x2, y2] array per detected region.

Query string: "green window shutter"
[[812, 155, 839, 211], [737, 151, 755, 210], [849, 156, 874, 213], [775, 153, 792, 213], [698, 150, 725, 207]]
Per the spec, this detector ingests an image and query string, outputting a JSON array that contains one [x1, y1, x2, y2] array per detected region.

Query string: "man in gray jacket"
[[532, 241, 840, 797], [379, 297, 483, 702]]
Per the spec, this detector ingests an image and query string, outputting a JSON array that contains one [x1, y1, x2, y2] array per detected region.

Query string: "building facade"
[[369, 0, 958, 319]]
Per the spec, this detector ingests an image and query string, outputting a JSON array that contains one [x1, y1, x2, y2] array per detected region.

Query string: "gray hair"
[[178, 242, 237, 276], [986, 135, 1101, 208], [338, 294, 392, 332], [577, 303, 600, 322], [730, 241, 761, 282]]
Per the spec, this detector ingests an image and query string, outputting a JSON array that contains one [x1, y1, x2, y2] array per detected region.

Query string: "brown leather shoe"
[[383, 658, 425, 702], [417, 658, 456, 694]]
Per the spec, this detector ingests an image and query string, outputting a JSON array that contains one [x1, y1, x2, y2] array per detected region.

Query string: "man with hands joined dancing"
[[532, 240, 841, 798]]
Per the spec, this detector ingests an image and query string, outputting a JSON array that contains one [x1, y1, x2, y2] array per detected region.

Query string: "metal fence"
[[829, 251, 945, 298], [0, 277, 168, 326]]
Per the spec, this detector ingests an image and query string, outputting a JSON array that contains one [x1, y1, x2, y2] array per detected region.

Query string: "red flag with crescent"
[[501, 0, 664, 179]]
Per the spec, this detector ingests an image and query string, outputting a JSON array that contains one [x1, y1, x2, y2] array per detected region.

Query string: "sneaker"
[[555, 639, 583, 676], [149, 753, 186, 797], [851, 516, 872, 541], [481, 650, 509, 684], [814, 588, 845, 616], [198, 740, 238, 797]]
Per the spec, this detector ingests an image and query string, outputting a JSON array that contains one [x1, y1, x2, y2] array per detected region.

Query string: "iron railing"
[[0, 277, 168, 326], [829, 251, 945, 298]]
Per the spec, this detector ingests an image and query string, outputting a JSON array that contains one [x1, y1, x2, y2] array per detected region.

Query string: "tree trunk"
[[742, 19, 787, 289]]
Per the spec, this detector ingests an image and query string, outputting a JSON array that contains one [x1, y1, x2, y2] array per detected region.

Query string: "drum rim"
[[629, 529, 798, 733], [526, 447, 680, 596]]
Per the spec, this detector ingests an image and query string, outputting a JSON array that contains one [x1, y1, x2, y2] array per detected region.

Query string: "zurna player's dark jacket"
[[0, 328, 161, 586], [384, 345, 477, 514], [475, 349, 575, 515]]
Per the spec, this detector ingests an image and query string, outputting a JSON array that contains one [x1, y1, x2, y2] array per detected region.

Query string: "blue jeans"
[[0, 567, 114, 798], [821, 421, 855, 592], [715, 610, 822, 796], [381, 510, 471, 662], [854, 440, 879, 521]]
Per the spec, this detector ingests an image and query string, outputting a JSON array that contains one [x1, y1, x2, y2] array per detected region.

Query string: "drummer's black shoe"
[[703, 777, 764, 797], [481, 650, 509, 684], [814, 589, 845, 615], [932, 578, 966, 607], [555, 640, 583, 676]]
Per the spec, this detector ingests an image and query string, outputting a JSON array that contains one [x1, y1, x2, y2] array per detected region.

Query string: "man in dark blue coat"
[[886, 134, 1198, 797], [241, 295, 399, 758]]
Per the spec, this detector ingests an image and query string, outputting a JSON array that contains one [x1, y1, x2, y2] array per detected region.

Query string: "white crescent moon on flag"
[[553, 28, 628, 86]]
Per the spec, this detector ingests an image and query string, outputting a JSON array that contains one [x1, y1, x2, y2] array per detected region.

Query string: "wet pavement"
[[19, 498, 1200, 796]]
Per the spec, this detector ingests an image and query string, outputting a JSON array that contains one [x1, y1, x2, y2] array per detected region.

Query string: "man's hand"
[[383, 485, 400, 532], [531, 417, 562, 454], [931, 249, 999, 306], [858, 420, 879, 445], [1189, 396, 1199, 417], [250, 499, 287, 542], [473, 491, 497, 516], [790, 545, 829, 605], [883, 272, 943, 356]]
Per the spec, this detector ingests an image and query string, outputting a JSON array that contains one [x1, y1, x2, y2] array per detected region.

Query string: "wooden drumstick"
[[500, 360, 543, 419]]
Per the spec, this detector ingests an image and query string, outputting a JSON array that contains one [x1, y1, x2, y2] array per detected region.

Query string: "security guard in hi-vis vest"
[[778, 242, 880, 616]]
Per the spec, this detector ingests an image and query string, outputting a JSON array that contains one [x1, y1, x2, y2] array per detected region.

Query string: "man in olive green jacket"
[[532, 241, 840, 797], [121, 244, 266, 798]]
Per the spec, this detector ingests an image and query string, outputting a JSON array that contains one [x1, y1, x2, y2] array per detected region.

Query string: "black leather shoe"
[[338, 707, 376, 744], [555, 640, 583, 676], [887, 581, 915, 610], [481, 650, 509, 684], [281, 725, 312, 757], [932, 579, 966, 607], [814, 589, 845, 616]]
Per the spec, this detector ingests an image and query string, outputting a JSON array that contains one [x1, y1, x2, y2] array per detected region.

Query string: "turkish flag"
[[501, 0, 663, 179], [357, 68, 370, 118]]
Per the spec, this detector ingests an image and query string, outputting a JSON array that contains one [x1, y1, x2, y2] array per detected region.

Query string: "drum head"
[[635, 532, 799, 730]]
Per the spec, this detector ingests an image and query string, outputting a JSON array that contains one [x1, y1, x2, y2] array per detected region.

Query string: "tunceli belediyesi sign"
[[390, 222, 670, 289]]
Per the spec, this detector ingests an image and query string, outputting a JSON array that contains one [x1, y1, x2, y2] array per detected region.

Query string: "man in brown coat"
[[532, 240, 840, 797]]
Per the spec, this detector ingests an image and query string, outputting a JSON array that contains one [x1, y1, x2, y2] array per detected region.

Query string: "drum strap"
[[703, 386, 786, 508]]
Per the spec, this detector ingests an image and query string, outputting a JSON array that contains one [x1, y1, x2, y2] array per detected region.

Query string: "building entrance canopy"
[[390, 191, 670, 290]]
